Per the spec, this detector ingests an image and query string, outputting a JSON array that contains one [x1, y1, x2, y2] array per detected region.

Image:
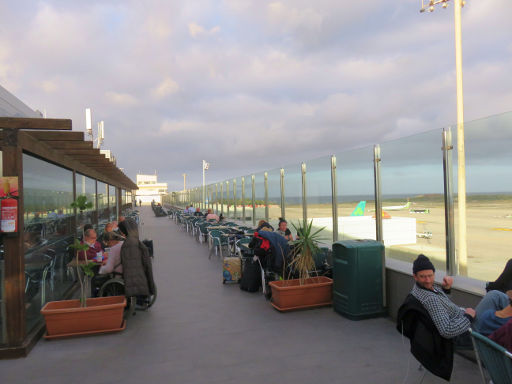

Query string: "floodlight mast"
[[420, 0, 467, 275]]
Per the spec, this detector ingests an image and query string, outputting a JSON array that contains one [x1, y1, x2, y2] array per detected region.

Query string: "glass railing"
[[165, 111, 512, 282], [380, 129, 446, 271]]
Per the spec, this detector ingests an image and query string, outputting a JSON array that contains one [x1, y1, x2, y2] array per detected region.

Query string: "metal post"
[[220, 182, 224, 215], [454, 0, 467, 275], [251, 175, 256, 226], [225, 181, 229, 217], [215, 183, 218, 214], [202, 160, 205, 210], [233, 179, 237, 220], [264, 172, 269, 222], [242, 177, 246, 223], [443, 128, 456, 274], [280, 168, 285, 219], [301, 162, 307, 227], [374, 144, 386, 308], [331, 155, 338, 243], [374, 145, 383, 243]]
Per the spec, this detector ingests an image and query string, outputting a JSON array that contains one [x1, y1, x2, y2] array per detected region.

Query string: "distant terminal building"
[[135, 173, 168, 205]]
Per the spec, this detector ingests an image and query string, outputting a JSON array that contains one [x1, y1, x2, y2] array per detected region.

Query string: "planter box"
[[269, 276, 333, 312], [41, 296, 126, 339]]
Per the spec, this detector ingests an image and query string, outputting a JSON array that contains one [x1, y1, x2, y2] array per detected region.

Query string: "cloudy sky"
[[0, 0, 511, 191]]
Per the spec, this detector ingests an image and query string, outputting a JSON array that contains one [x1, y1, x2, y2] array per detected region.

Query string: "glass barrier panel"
[[267, 168, 282, 228], [454, 111, 512, 280], [283, 165, 303, 233], [336, 146, 375, 242], [235, 178, 243, 221], [225, 181, 232, 218], [75, 173, 97, 233], [306, 155, 333, 247], [242, 175, 253, 225], [254, 172, 266, 223], [109, 185, 117, 222], [97, 182, 109, 229], [380, 130, 446, 270], [23, 154, 75, 333]]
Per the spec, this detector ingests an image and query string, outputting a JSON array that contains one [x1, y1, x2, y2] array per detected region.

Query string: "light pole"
[[420, 0, 467, 274], [202, 160, 209, 209]]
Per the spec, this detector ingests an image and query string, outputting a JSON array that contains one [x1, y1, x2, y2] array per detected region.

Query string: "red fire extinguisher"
[[1, 197, 17, 232]]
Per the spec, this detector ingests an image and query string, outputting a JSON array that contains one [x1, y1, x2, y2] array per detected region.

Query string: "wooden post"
[[2, 128, 26, 346]]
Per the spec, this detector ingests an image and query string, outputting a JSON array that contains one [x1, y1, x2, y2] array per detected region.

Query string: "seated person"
[[193, 207, 203, 217], [188, 205, 196, 214], [410, 254, 511, 343], [276, 218, 293, 241], [489, 317, 512, 351], [473, 290, 512, 336], [205, 209, 220, 222], [80, 228, 104, 261], [256, 219, 273, 232], [184, 205, 190, 213], [487, 259, 512, 293], [99, 222, 115, 249], [99, 232, 124, 275]]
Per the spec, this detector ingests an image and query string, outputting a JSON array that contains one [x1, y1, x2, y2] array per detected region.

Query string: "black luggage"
[[240, 258, 261, 292], [142, 239, 154, 257]]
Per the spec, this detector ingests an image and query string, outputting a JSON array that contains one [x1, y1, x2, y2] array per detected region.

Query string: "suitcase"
[[223, 256, 241, 284], [240, 258, 261, 292], [142, 239, 154, 257]]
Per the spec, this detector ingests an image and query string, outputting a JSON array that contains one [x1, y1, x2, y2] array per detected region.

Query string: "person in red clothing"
[[80, 228, 104, 261]]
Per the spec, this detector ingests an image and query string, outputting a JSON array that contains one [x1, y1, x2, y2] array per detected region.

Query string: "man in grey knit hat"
[[411, 254, 475, 342]]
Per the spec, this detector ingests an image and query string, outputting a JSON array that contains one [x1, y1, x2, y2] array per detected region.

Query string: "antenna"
[[85, 108, 93, 140], [97, 121, 104, 148]]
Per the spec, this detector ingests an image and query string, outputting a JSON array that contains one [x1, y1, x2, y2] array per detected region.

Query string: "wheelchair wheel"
[[98, 279, 135, 318]]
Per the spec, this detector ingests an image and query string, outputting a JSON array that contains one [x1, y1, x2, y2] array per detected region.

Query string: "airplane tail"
[[351, 201, 366, 216]]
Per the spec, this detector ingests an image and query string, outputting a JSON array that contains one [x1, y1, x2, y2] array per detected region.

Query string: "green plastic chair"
[[208, 229, 228, 258], [471, 329, 512, 384]]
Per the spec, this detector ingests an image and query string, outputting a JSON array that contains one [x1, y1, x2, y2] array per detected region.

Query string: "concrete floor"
[[0, 207, 483, 384]]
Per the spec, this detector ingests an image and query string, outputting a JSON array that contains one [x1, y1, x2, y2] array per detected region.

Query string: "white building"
[[135, 173, 168, 205]]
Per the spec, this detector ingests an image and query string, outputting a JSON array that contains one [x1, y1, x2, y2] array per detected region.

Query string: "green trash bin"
[[332, 239, 386, 320]]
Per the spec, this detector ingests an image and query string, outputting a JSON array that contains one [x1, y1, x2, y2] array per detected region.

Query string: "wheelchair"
[[96, 273, 157, 318]]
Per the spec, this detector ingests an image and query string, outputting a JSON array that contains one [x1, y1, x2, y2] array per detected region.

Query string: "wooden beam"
[[46, 141, 93, 150], [0, 117, 72, 130], [27, 131, 84, 141], [61, 149, 101, 156]]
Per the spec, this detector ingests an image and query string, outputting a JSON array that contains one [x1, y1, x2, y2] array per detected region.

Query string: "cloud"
[[152, 77, 180, 99], [105, 91, 138, 106], [1, 0, 511, 190], [40, 80, 58, 93], [188, 22, 220, 38]]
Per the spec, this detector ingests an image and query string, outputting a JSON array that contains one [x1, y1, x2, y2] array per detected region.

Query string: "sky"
[[0, 0, 511, 192]]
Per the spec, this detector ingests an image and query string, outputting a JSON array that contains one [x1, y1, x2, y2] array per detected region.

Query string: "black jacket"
[[119, 219, 156, 297], [396, 294, 454, 381]]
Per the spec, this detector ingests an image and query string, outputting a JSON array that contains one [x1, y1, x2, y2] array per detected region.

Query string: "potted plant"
[[40, 196, 126, 339], [269, 220, 333, 312]]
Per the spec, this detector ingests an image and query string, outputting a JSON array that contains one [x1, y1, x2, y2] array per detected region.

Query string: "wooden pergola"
[[0, 117, 137, 357]]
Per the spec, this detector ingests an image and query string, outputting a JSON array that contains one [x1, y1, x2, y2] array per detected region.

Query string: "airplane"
[[368, 200, 411, 212], [350, 201, 366, 216]]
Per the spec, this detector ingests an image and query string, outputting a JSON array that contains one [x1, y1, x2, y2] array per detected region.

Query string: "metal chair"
[[471, 329, 512, 384]]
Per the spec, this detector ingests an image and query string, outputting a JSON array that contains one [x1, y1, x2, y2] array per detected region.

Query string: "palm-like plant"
[[70, 195, 96, 307], [71, 195, 93, 212], [288, 220, 325, 284]]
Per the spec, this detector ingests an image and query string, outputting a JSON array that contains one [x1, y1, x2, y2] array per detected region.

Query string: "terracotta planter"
[[269, 276, 333, 312], [41, 296, 126, 339]]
